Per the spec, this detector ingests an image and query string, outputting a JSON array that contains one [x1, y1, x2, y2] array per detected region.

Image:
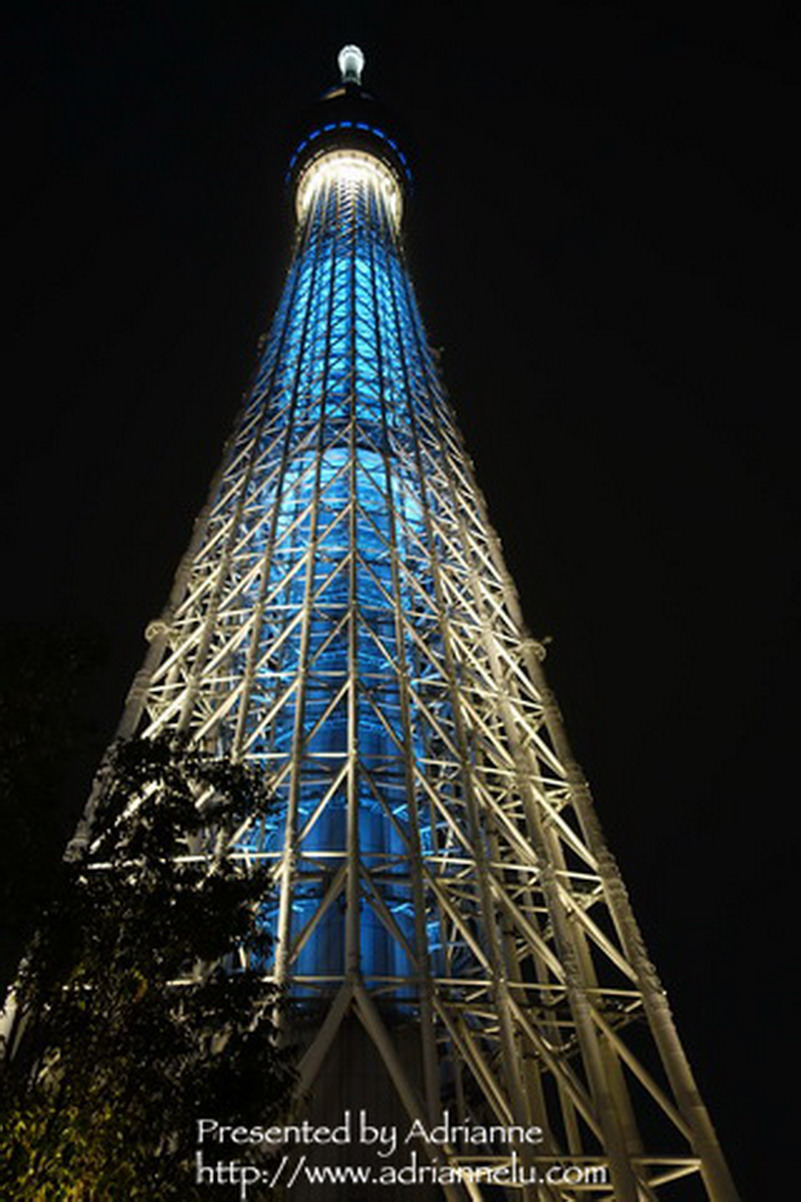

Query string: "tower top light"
[[338, 44, 365, 85]]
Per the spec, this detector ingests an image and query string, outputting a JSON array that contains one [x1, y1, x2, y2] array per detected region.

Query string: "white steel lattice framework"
[[92, 50, 738, 1202]]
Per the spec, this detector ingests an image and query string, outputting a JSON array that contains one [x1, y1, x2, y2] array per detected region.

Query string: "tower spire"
[[337, 43, 365, 85]]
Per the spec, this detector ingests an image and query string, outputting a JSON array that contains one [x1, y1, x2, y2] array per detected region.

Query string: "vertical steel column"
[[344, 178, 362, 982], [270, 180, 337, 990], [369, 184, 441, 1123]]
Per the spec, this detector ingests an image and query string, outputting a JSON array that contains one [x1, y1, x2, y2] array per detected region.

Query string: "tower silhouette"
[[85, 47, 737, 1200]]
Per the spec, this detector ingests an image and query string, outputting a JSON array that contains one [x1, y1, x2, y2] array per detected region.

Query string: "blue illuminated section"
[[228, 155, 446, 1000]]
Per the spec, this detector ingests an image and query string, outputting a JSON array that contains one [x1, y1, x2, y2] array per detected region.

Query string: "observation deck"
[[286, 45, 411, 224]]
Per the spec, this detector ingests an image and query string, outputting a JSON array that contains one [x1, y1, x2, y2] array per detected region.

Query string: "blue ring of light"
[[286, 121, 412, 186]]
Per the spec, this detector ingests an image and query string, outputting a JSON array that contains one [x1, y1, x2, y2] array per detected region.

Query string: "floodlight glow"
[[295, 149, 402, 225]]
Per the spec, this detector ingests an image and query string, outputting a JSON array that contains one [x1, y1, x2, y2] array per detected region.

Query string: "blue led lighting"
[[286, 121, 412, 185], [229, 165, 444, 994]]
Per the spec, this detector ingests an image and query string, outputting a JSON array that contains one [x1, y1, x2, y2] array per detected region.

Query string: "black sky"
[[3, 2, 796, 1194]]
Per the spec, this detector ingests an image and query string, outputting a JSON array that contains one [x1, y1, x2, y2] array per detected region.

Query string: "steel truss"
[[93, 133, 737, 1201]]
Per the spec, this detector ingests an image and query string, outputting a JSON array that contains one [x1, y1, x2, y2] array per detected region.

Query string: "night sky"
[[3, 2, 795, 1195]]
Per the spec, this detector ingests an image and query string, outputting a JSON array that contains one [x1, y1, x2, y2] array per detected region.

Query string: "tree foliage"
[[0, 735, 295, 1199]]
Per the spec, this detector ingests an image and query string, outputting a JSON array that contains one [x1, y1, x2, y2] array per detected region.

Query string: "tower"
[[84, 47, 737, 1200]]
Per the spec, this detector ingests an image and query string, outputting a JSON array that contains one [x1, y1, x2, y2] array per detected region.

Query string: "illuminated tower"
[[88, 47, 737, 1200]]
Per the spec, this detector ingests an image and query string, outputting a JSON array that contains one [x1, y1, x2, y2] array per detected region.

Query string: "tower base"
[[291, 1014, 443, 1201]]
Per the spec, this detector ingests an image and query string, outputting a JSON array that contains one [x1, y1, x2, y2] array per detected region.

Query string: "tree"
[[0, 734, 296, 1199]]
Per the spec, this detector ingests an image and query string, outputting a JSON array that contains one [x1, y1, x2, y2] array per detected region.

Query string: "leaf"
[[0, 736, 296, 1198]]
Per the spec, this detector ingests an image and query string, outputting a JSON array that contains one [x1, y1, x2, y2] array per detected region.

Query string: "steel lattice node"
[[73, 44, 739, 1202]]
